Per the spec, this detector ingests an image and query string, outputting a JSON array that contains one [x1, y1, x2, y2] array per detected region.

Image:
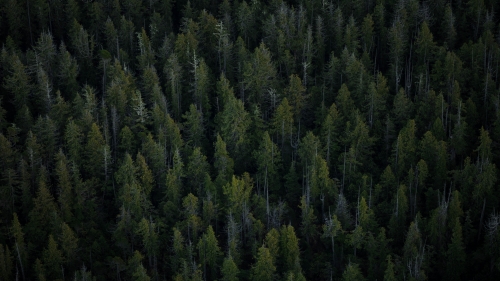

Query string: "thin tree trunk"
[[15, 242, 25, 281], [27, 0, 33, 45]]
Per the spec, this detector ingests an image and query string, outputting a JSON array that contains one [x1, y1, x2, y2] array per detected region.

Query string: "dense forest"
[[0, 0, 500, 280]]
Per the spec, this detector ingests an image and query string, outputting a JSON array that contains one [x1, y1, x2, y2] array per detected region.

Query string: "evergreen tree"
[[3, 55, 31, 111], [0, 244, 13, 281], [197, 225, 221, 280], [42, 235, 63, 280], [280, 225, 301, 275], [59, 222, 78, 267], [11, 213, 27, 280], [28, 175, 58, 248], [342, 262, 365, 281], [221, 255, 239, 281], [252, 246, 276, 281], [445, 218, 465, 280]]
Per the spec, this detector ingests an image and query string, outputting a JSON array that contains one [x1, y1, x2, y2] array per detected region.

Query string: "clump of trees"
[[0, 0, 500, 280]]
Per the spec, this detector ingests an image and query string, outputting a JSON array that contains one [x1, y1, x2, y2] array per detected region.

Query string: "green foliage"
[[85, 123, 107, 179], [0, 244, 13, 281], [59, 222, 78, 264], [214, 134, 234, 186], [383, 255, 397, 281], [272, 98, 294, 148], [280, 225, 301, 274], [183, 104, 205, 149], [42, 235, 63, 279], [445, 218, 465, 280], [1, 1, 500, 280], [342, 262, 365, 281], [197, 225, 221, 279], [28, 177, 58, 247], [217, 93, 250, 157], [252, 246, 276, 281], [221, 255, 239, 281]]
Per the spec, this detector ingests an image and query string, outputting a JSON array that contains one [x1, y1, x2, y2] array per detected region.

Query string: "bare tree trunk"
[[15, 242, 25, 281]]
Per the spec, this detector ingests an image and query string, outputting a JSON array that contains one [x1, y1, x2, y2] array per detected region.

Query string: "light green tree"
[[252, 246, 276, 281], [280, 225, 301, 274], [342, 262, 366, 281], [383, 255, 397, 281], [221, 255, 239, 281]]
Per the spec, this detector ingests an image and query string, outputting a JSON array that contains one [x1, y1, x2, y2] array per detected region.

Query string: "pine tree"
[[217, 94, 250, 158], [323, 213, 342, 270], [342, 262, 366, 281], [284, 74, 307, 122], [85, 123, 106, 180], [214, 134, 234, 187], [197, 225, 221, 280], [42, 235, 63, 279], [3, 54, 31, 110], [186, 147, 210, 195], [0, 244, 13, 281], [11, 213, 27, 281], [272, 98, 294, 148], [164, 55, 183, 120], [59, 222, 78, 267], [190, 55, 211, 117], [252, 246, 276, 281], [383, 255, 397, 281], [28, 176, 58, 248], [367, 72, 389, 130], [170, 227, 185, 275], [183, 193, 201, 242], [280, 225, 301, 274], [183, 104, 205, 150], [55, 150, 73, 222], [243, 42, 277, 111], [0, 134, 16, 214], [321, 103, 342, 166], [221, 255, 239, 281], [254, 131, 281, 224], [445, 218, 465, 280], [137, 218, 158, 271], [403, 221, 426, 280]]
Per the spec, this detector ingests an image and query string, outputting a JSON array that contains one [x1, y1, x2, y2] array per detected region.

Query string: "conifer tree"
[[445, 218, 465, 280], [342, 262, 365, 281], [42, 235, 63, 280], [197, 225, 221, 280], [221, 255, 239, 281], [11, 213, 27, 281], [252, 246, 276, 281], [59, 222, 78, 267], [0, 244, 13, 281]]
